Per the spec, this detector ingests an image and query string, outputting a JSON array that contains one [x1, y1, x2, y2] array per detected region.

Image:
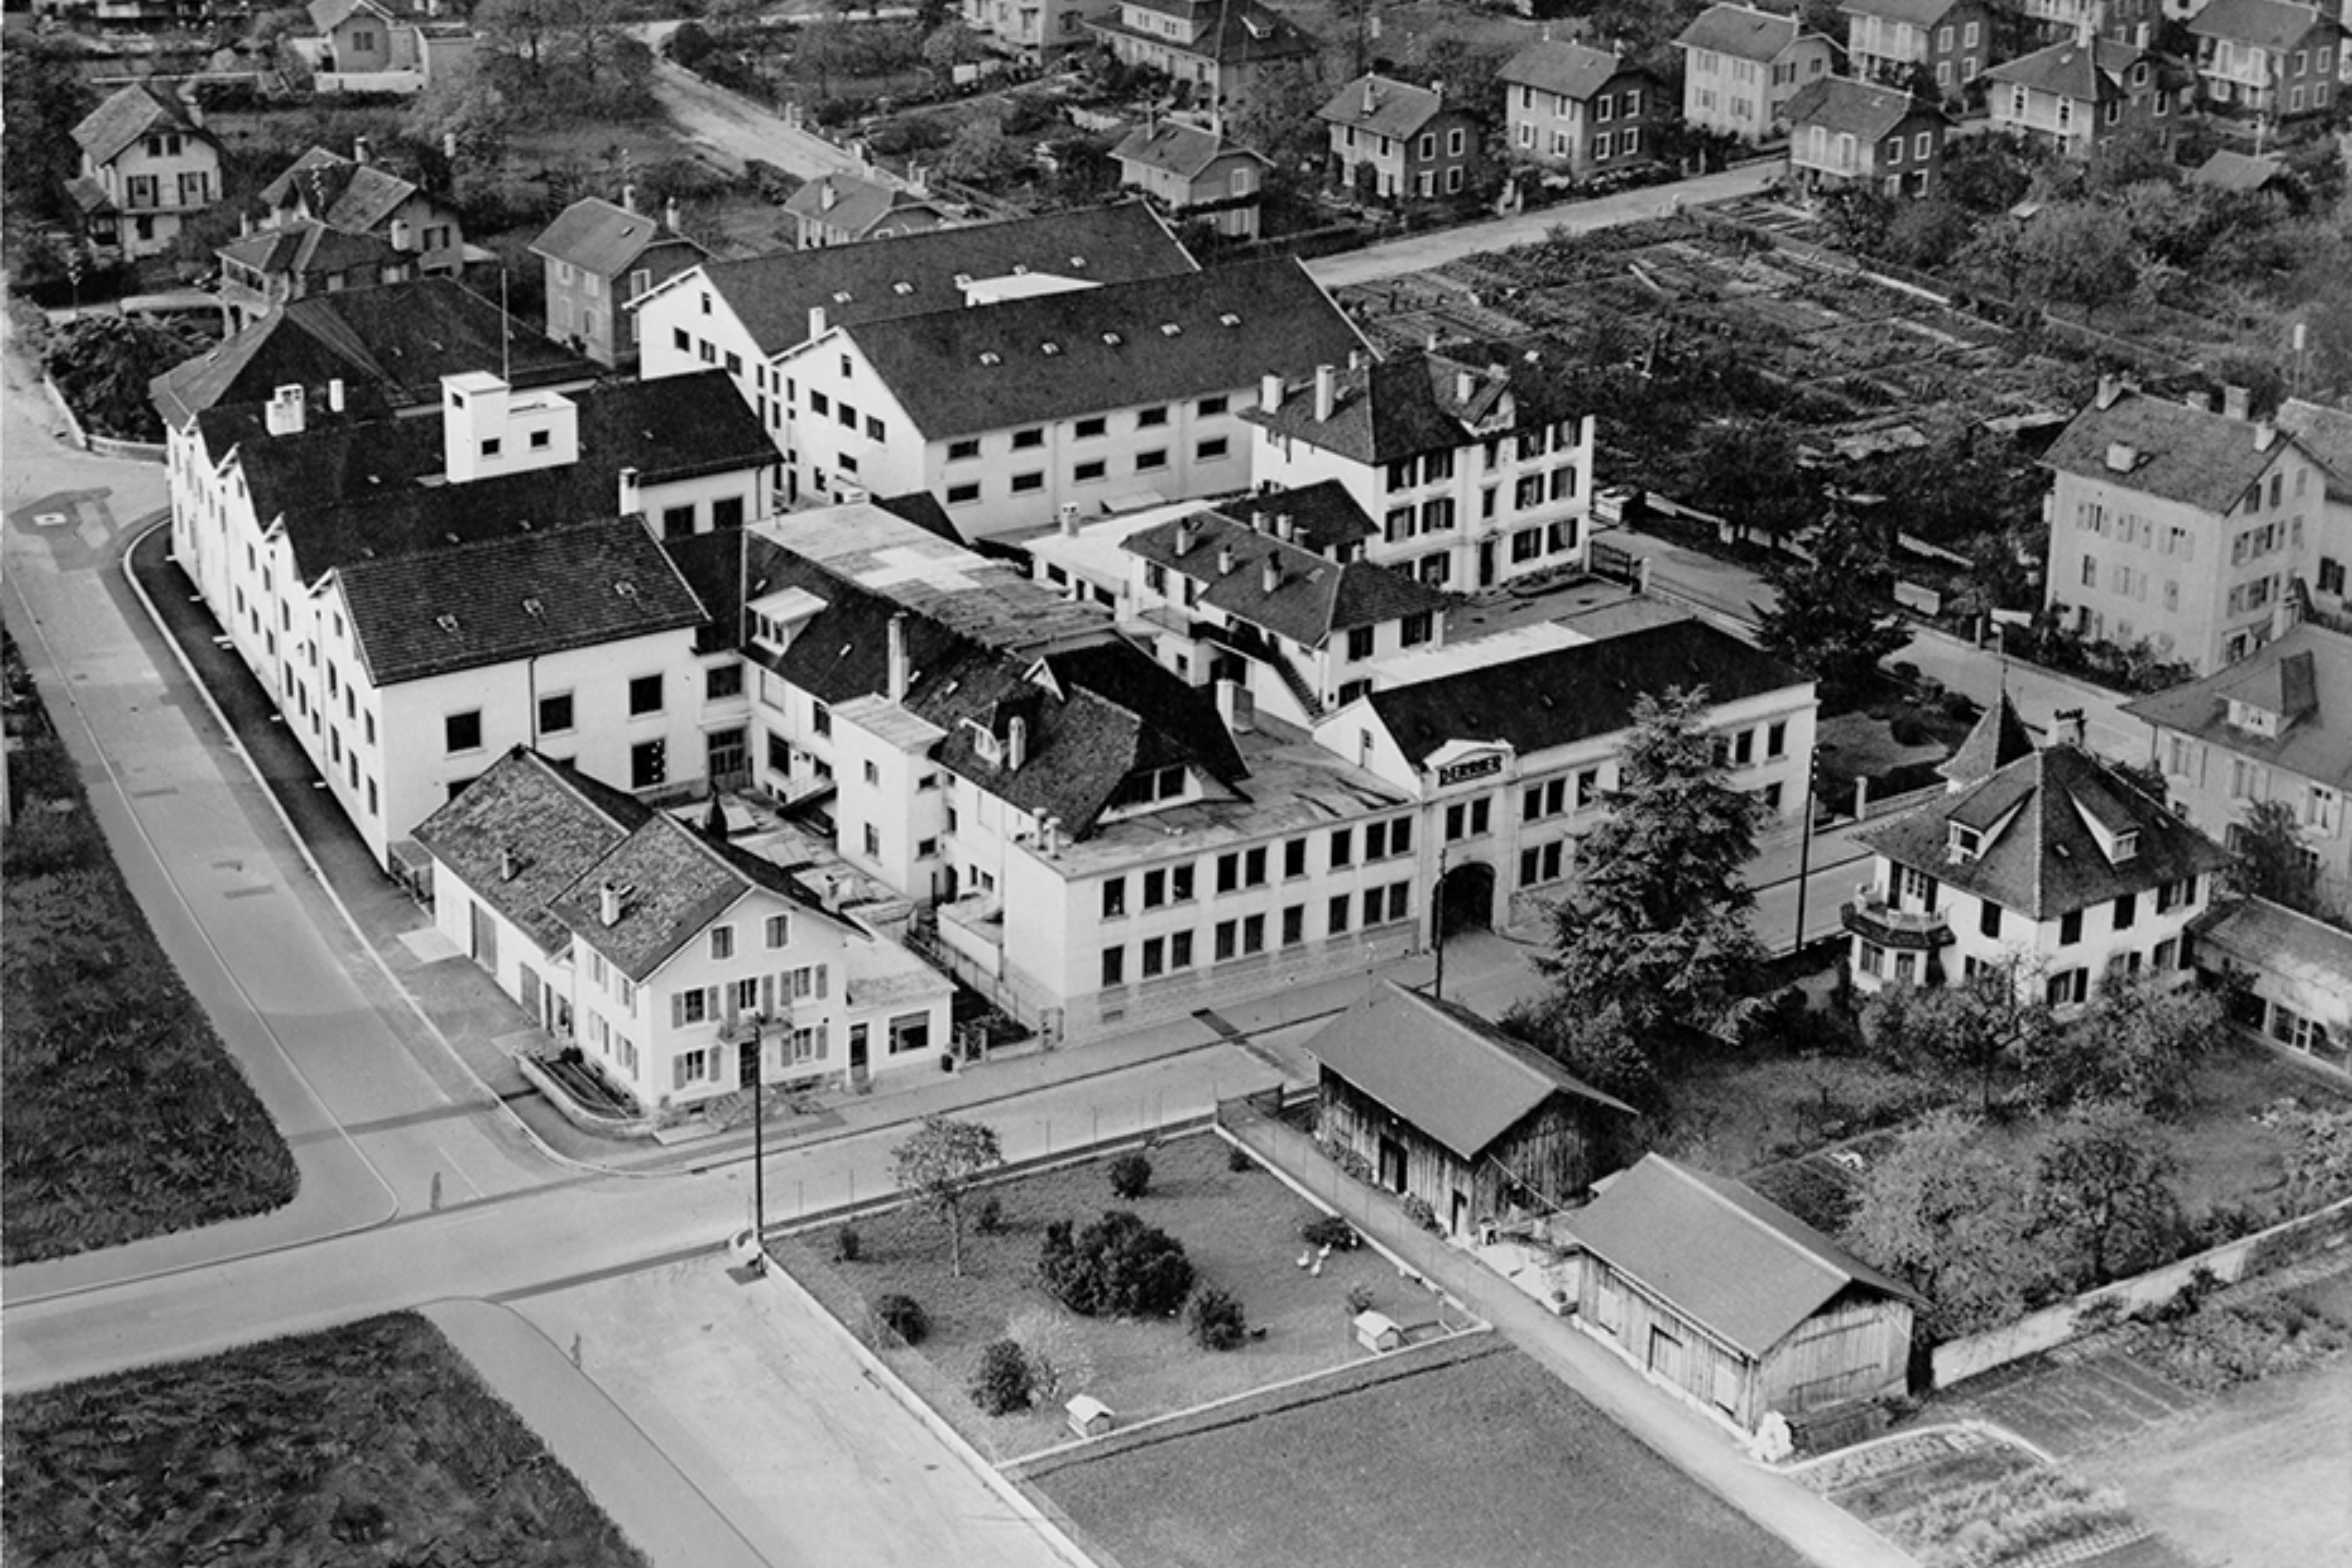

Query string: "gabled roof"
[[218, 217, 404, 282], [530, 196, 707, 278], [1860, 743, 2232, 920], [781, 172, 950, 239], [1306, 981, 1632, 1163], [74, 84, 209, 168], [2041, 389, 2304, 513], [334, 518, 706, 686], [1246, 479, 1377, 556], [2187, 0, 2337, 51], [2122, 622, 2352, 791], [1498, 40, 1643, 101], [2276, 396, 2352, 500], [413, 747, 653, 955], [1366, 620, 1809, 769], [1317, 74, 1458, 140], [1838, 0, 1968, 25], [1124, 509, 1447, 647], [679, 203, 1194, 355], [1244, 343, 1581, 466], [1676, 4, 1808, 63], [262, 147, 428, 235], [1566, 1154, 1921, 1359], [1985, 37, 2148, 103], [308, 0, 414, 31], [1937, 689, 2037, 784], [2190, 148, 2287, 193], [1785, 76, 1946, 140], [1113, 119, 1269, 181], [833, 257, 1365, 441], [1089, 0, 1317, 66]]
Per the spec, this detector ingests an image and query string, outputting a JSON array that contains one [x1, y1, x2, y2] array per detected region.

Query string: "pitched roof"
[[781, 172, 949, 239], [530, 196, 707, 277], [1498, 40, 1642, 100], [1246, 479, 1377, 555], [1566, 1154, 1921, 1358], [412, 747, 653, 954], [681, 202, 1195, 355], [1244, 343, 1581, 465], [2188, 0, 2336, 50], [334, 518, 706, 686], [1124, 509, 1447, 647], [2189, 148, 2288, 193], [218, 217, 405, 282], [1675, 5, 1806, 63], [308, 0, 414, 30], [1985, 37, 2147, 102], [1317, 74, 1455, 139], [262, 146, 427, 234], [1938, 689, 2037, 784], [2192, 897, 2352, 1017], [74, 84, 208, 168], [1367, 620, 1809, 769], [834, 257, 1365, 441], [1785, 76, 1944, 140], [2041, 389, 2303, 513], [1305, 981, 1632, 1162], [1113, 119, 1268, 181], [1860, 743, 2233, 920], [2276, 396, 2352, 500], [2122, 622, 2352, 791], [1088, 0, 1317, 66], [1838, 0, 1966, 25]]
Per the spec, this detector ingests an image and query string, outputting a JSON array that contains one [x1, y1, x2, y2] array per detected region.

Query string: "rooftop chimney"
[[621, 183, 637, 214], [599, 882, 625, 927], [808, 305, 828, 340], [1174, 518, 1196, 555], [2255, 419, 2278, 451], [821, 178, 838, 212], [2223, 384, 2251, 421], [499, 846, 519, 881], [1261, 557, 1282, 595], [1275, 513, 1294, 541], [327, 377, 345, 414], [2094, 373, 2122, 410], [1348, 346, 1368, 370], [1363, 78, 1377, 116], [1218, 543, 1237, 575], [1313, 364, 1337, 422], [618, 466, 642, 516], [1260, 371, 1284, 413], [1006, 716, 1029, 773], [390, 217, 412, 251], [2104, 441, 2137, 473], [1058, 501, 1081, 536], [265, 383, 305, 437], [1250, 509, 1267, 532], [2053, 708, 2086, 749], [665, 198, 681, 234], [1456, 368, 1476, 404], [887, 612, 909, 704], [354, 135, 371, 165]]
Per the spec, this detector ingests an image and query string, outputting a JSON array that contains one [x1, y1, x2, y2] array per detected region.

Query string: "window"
[[1102, 946, 1126, 987], [2045, 968, 2089, 1007], [2059, 909, 2084, 946], [1199, 395, 1229, 416], [629, 674, 663, 715], [1284, 838, 1308, 879], [1135, 449, 1168, 472], [707, 662, 744, 702], [1137, 406, 1169, 428], [1979, 901, 2002, 940], [947, 482, 980, 505], [1327, 895, 1350, 935], [1141, 937, 1165, 979], [710, 927, 735, 961], [1012, 427, 1045, 449], [2113, 892, 2137, 931], [632, 739, 667, 789], [1012, 471, 1046, 492], [1281, 905, 1305, 946], [766, 914, 789, 949], [1401, 612, 1433, 647], [445, 710, 483, 754], [1197, 437, 1229, 462], [948, 438, 981, 462], [862, 824, 880, 857]]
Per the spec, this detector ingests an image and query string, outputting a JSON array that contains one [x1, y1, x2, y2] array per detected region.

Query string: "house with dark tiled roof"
[[783, 170, 954, 251], [775, 256, 1366, 539], [417, 748, 952, 1111], [1785, 76, 1954, 196], [2188, 0, 2342, 123], [1112, 118, 1272, 238], [1499, 41, 1661, 179], [1984, 35, 2187, 155], [1560, 1154, 1920, 1434], [1246, 340, 1595, 590], [222, 140, 467, 324], [530, 195, 709, 368], [1318, 74, 1486, 204], [1088, 0, 1318, 116], [1675, 3, 1841, 144], [2040, 377, 2333, 674], [1845, 734, 2230, 1002], [2276, 395, 2352, 624], [67, 83, 221, 260], [1838, 0, 1997, 97], [962, 0, 1118, 61], [299, 0, 478, 93]]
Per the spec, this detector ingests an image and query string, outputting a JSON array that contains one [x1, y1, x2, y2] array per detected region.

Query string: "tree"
[[1844, 1110, 2057, 1340], [1498, 995, 1665, 1123], [2017, 200, 2141, 321], [1682, 416, 1821, 547], [969, 1339, 1033, 1414], [1537, 688, 1769, 1046], [2, 35, 95, 230], [2034, 1100, 2183, 1287], [1859, 961, 2056, 1113], [890, 1114, 1003, 1277], [1038, 1210, 1195, 1318], [2230, 799, 2323, 915], [42, 316, 209, 444], [1227, 58, 1332, 194], [1757, 511, 1908, 707], [2029, 968, 2223, 1115], [935, 120, 1026, 187], [921, 20, 990, 80]]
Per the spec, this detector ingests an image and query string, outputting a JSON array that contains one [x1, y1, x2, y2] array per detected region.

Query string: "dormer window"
[[1948, 823, 1983, 862], [2111, 830, 2137, 864]]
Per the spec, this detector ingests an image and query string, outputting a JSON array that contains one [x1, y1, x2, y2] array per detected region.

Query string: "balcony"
[[1840, 883, 1954, 950]]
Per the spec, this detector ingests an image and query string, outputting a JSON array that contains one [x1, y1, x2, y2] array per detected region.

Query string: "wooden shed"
[[1304, 981, 1634, 1237], [1563, 1154, 1920, 1433]]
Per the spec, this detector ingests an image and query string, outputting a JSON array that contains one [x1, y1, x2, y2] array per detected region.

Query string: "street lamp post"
[[1791, 757, 1818, 955]]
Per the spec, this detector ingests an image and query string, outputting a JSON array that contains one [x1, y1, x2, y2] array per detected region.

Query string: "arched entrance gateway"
[[1433, 860, 1495, 940]]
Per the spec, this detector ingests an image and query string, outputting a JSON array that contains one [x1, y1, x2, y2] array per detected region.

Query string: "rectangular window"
[[1135, 449, 1168, 472], [1141, 937, 1165, 979], [1102, 946, 1126, 987], [1012, 471, 1046, 492], [445, 710, 483, 754], [1197, 437, 1229, 462], [1330, 828, 1353, 869], [1327, 895, 1350, 935], [707, 662, 744, 701], [629, 674, 663, 715], [1215, 920, 1237, 962], [1281, 905, 1305, 946], [1137, 406, 1169, 428], [1012, 427, 1045, 449], [1241, 913, 1266, 954], [766, 914, 790, 949], [710, 927, 735, 961], [1284, 838, 1307, 879], [948, 438, 981, 461], [2113, 892, 2137, 930], [2059, 909, 2083, 946], [632, 739, 667, 789]]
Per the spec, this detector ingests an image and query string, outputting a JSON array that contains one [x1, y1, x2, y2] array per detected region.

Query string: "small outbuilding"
[[1303, 980, 1634, 1237], [1561, 1154, 1920, 1434]]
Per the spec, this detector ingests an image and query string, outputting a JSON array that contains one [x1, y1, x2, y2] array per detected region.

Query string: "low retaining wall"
[[1932, 1193, 2352, 1388], [40, 374, 166, 462], [514, 1051, 660, 1140]]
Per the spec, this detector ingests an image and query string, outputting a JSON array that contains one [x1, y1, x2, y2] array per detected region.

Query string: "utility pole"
[[1791, 758, 1817, 956]]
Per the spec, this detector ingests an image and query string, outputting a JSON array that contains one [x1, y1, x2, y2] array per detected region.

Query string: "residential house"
[[2019, 0, 2161, 46], [2040, 378, 2331, 673], [2193, 897, 2352, 1076], [1675, 3, 1841, 144], [1025, 477, 1379, 612], [223, 141, 466, 325], [1318, 74, 1485, 203], [782, 171, 954, 250], [530, 194, 709, 368], [1087, 0, 1319, 116], [67, 83, 222, 260], [1110, 118, 1271, 238], [2124, 621, 2352, 910], [1498, 41, 1661, 178], [1785, 77, 1953, 196], [1843, 716, 2232, 1002], [215, 221, 418, 325], [1840, 0, 1997, 96], [2276, 395, 2352, 624], [1306, 980, 1633, 1236], [1561, 1154, 1921, 1434], [417, 748, 952, 1110], [2188, 0, 2342, 122], [1244, 342, 1596, 591], [301, 0, 477, 93], [2188, 147, 2290, 192], [1984, 36, 2188, 154], [770, 256, 1365, 538], [961, 0, 1118, 61], [632, 202, 1197, 494]]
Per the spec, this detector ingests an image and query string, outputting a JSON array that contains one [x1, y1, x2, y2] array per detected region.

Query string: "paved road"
[[648, 53, 892, 185]]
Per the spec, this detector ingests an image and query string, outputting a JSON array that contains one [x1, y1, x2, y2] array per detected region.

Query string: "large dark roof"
[[781, 172, 950, 239], [2122, 623, 2352, 792], [413, 747, 653, 954], [1245, 479, 1377, 555], [683, 202, 1195, 354], [260, 146, 428, 234], [1860, 744, 2232, 920], [335, 518, 706, 686], [1498, 41, 1644, 100], [1088, 0, 1317, 66], [1113, 120, 1266, 180], [2187, 0, 2337, 51], [218, 218, 403, 283], [1675, 4, 1808, 63], [1125, 508, 1446, 647], [834, 257, 1364, 440], [1985, 36, 2148, 102], [1317, 74, 1457, 140], [1245, 344, 1582, 466], [1367, 621, 1809, 768], [1937, 689, 2037, 784], [530, 196, 707, 277], [2042, 389, 2306, 513], [1785, 76, 1947, 141], [74, 83, 209, 167]]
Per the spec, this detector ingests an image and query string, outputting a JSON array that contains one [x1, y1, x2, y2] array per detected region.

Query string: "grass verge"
[[0, 1312, 648, 1567], [2, 636, 297, 1263]]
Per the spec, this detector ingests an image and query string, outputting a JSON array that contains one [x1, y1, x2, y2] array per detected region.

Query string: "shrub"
[[835, 1225, 861, 1263], [1190, 1287, 1247, 1351], [1345, 1282, 1376, 1316], [1319, 1137, 1373, 1184], [1107, 1151, 1152, 1200], [1226, 1140, 1255, 1173], [1300, 1213, 1359, 1252], [1038, 1210, 1195, 1318], [975, 1195, 1004, 1234], [969, 1339, 1033, 1415], [1005, 1305, 1094, 1403], [1402, 1195, 1442, 1233], [872, 1293, 929, 1346]]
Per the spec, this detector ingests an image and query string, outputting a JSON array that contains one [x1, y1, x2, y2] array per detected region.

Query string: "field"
[[1, 639, 296, 1264], [776, 1132, 1450, 1458], [1033, 1341, 1812, 1568], [0, 1313, 647, 1567]]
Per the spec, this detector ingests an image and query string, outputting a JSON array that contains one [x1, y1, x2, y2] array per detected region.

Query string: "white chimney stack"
[[887, 612, 909, 704], [1313, 364, 1336, 422], [390, 217, 412, 251], [2224, 384, 2252, 421], [1006, 716, 1029, 773], [599, 882, 625, 926], [353, 135, 371, 165], [665, 198, 682, 233], [621, 183, 637, 214], [808, 305, 828, 341], [265, 384, 306, 437], [821, 178, 838, 212], [1456, 368, 1475, 404], [1174, 518, 1196, 556], [1260, 371, 1283, 413], [618, 466, 642, 516], [327, 377, 345, 414], [1218, 543, 1237, 576], [2254, 419, 2278, 452], [1261, 557, 1282, 595]]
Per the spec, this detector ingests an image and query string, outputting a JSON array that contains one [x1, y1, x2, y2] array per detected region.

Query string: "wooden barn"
[[1562, 1154, 1920, 1433], [1304, 981, 1634, 1236]]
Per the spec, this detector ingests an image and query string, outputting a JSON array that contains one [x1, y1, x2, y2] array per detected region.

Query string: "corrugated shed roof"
[[2192, 897, 2352, 1024], [2189, 148, 2287, 192], [1498, 40, 1640, 100], [2041, 389, 2303, 513], [1305, 981, 1632, 1162], [412, 747, 652, 954], [1676, 4, 1804, 62], [1567, 1154, 1921, 1358], [530, 196, 707, 277], [2122, 622, 2352, 792]]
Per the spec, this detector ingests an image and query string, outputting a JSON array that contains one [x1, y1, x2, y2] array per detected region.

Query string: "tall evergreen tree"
[[1757, 510, 1908, 706]]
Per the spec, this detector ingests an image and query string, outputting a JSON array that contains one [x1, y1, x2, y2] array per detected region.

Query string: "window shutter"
[[707, 985, 721, 1023], [816, 1021, 830, 1060], [761, 974, 775, 1014], [673, 1054, 690, 1091], [671, 993, 687, 1029]]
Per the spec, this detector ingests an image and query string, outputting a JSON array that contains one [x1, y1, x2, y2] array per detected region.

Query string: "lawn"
[[1, 639, 297, 1264], [776, 1131, 1443, 1459], [0, 1313, 647, 1567], [1034, 1341, 1812, 1568]]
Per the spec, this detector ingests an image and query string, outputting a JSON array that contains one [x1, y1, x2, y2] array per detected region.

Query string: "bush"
[[1226, 1140, 1255, 1173], [1107, 1151, 1152, 1200], [873, 1293, 929, 1346], [1189, 1287, 1247, 1351], [1038, 1210, 1195, 1318], [975, 1195, 1004, 1234], [1299, 1213, 1359, 1251], [835, 1225, 861, 1263], [969, 1339, 1033, 1415], [1402, 1195, 1442, 1234], [1345, 1282, 1376, 1316]]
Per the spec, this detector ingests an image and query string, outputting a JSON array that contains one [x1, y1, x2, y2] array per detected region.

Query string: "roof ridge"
[[1656, 1156, 1854, 1286]]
